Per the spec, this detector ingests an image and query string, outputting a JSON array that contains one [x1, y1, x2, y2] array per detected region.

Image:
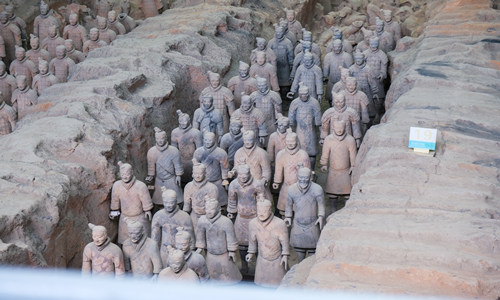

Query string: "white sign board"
[[408, 127, 437, 150]]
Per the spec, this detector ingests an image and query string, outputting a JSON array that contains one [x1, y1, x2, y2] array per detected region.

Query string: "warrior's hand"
[[284, 217, 292, 227], [272, 182, 280, 190], [145, 175, 154, 185], [109, 210, 120, 220], [280, 255, 288, 270], [245, 253, 255, 262], [175, 175, 181, 186], [315, 216, 324, 231], [228, 251, 236, 263], [145, 211, 152, 221], [320, 166, 328, 173]]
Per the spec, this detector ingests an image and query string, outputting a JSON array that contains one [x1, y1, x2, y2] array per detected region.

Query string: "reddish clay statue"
[[32, 59, 58, 95], [285, 9, 302, 41], [49, 45, 75, 83], [11, 75, 37, 120], [321, 92, 362, 148], [0, 92, 16, 136], [231, 94, 267, 146], [63, 13, 87, 51], [10, 47, 36, 88], [41, 25, 65, 59], [183, 159, 219, 231], [195, 197, 242, 283], [175, 226, 209, 281], [290, 51, 323, 102], [273, 129, 310, 216], [65, 39, 86, 64], [269, 25, 294, 92], [249, 51, 280, 92], [349, 51, 378, 120], [199, 71, 235, 133], [82, 223, 125, 277], [193, 95, 224, 142], [246, 198, 289, 287], [5, 6, 26, 48], [250, 37, 276, 67], [108, 10, 126, 35], [139, 0, 162, 19], [228, 61, 257, 108], [324, 39, 354, 104], [220, 116, 244, 169], [97, 16, 117, 45], [0, 11, 21, 65], [158, 246, 199, 282], [383, 10, 401, 44], [171, 110, 203, 184], [26, 35, 51, 73], [345, 76, 371, 132], [146, 127, 184, 205], [250, 76, 282, 141], [232, 130, 271, 183], [152, 188, 195, 267], [0, 62, 16, 105], [193, 131, 230, 209], [267, 113, 289, 163], [83, 28, 107, 55], [122, 221, 162, 279], [284, 165, 325, 262], [109, 161, 153, 245], [33, 1, 59, 44], [375, 17, 394, 53], [290, 41, 321, 81]]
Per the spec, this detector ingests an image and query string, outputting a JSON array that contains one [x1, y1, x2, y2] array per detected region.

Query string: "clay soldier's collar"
[[193, 178, 208, 188], [210, 85, 222, 92], [239, 176, 253, 188], [231, 130, 242, 140], [259, 88, 270, 96], [67, 48, 76, 55], [201, 104, 214, 114], [109, 19, 118, 25], [240, 73, 250, 80], [334, 132, 347, 141], [335, 105, 347, 113], [207, 211, 221, 224], [0, 20, 11, 27], [19, 86, 30, 94], [50, 34, 60, 40], [0, 72, 6, 79], [184, 250, 192, 261], [96, 237, 111, 251], [133, 233, 148, 251], [285, 145, 299, 156], [204, 143, 217, 154], [156, 143, 169, 152], [0, 101, 5, 110], [347, 88, 357, 96], [243, 144, 256, 156], [180, 124, 192, 133], [165, 205, 179, 217], [40, 72, 51, 77], [99, 26, 109, 31], [241, 105, 253, 115], [259, 214, 273, 227], [122, 176, 136, 190], [298, 181, 311, 194]]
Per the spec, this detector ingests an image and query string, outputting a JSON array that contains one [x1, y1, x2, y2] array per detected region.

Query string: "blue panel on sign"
[[408, 140, 436, 150]]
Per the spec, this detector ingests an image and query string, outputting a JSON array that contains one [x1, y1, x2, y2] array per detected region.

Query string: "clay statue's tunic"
[[344, 89, 370, 125], [321, 106, 361, 141], [326, 39, 353, 54], [63, 23, 88, 51], [66, 48, 86, 64], [294, 42, 321, 58], [290, 64, 323, 99], [266, 131, 287, 163], [274, 146, 310, 212], [376, 30, 395, 54], [8, 15, 26, 47], [26, 48, 51, 73], [250, 47, 277, 67], [231, 107, 267, 140], [193, 145, 229, 207], [320, 133, 357, 195], [49, 56, 75, 83], [250, 89, 282, 137], [111, 177, 154, 244], [11, 87, 37, 120], [171, 125, 203, 183], [288, 96, 322, 157], [285, 182, 325, 249], [193, 106, 223, 139], [122, 235, 162, 278], [323, 51, 354, 102], [199, 85, 235, 132], [148, 144, 184, 205], [32, 72, 58, 95], [139, 0, 162, 19], [227, 75, 257, 108], [95, 0, 112, 18], [248, 216, 289, 287], [83, 39, 107, 55], [10, 58, 36, 87], [233, 145, 271, 182], [385, 20, 402, 43], [108, 19, 126, 36], [269, 36, 294, 87], [41, 35, 65, 59], [0, 72, 17, 105], [118, 13, 137, 33], [365, 49, 388, 99], [220, 131, 243, 169], [33, 14, 59, 45], [183, 179, 219, 231], [228, 177, 265, 246], [332, 80, 346, 95], [349, 63, 378, 117], [196, 212, 242, 283], [82, 239, 125, 277], [185, 251, 209, 281], [249, 62, 279, 92], [290, 51, 321, 79], [151, 207, 195, 267], [98, 28, 117, 45], [158, 265, 199, 283], [0, 102, 16, 136], [288, 19, 303, 43], [0, 21, 21, 65]]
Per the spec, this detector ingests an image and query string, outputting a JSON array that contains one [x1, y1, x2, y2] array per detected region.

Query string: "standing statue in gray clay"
[[49, 45, 75, 83], [320, 120, 357, 208], [83, 28, 108, 55], [345, 76, 370, 134], [5, 6, 26, 49], [285, 9, 302, 42], [321, 92, 362, 148], [290, 41, 320, 81], [355, 28, 373, 54], [231, 94, 267, 147], [227, 163, 266, 274], [284, 164, 325, 262], [196, 197, 242, 283], [175, 226, 209, 281], [288, 84, 322, 167], [109, 161, 153, 245], [183, 159, 219, 231], [365, 36, 388, 123], [152, 188, 195, 268], [193, 131, 230, 210], [146, 127, 184, 206], [250, 37, 276, 67], [0, 11, 21, 65], [332, 67, 350, 96], [294, 30, 321, 57], [26, 35, 50, 73], [0, 61, 16, 105], [33, 1, 59, 45], [249, 51, 280, 92], [273, 129, 310, 217], [122, 221, 162, 279], [138, 0, 162, 19], [228, 61, 257, 108], [375, 17, 394, 53], [11, 75, 37, 120], [32, 59, 58, 95], [350, 51, 378, 122], [269, 24, 293, 98], [97, 16, 117, 45], [246, 198, 289, 287], [250, 76, 282, 144], [220, 116, 244, 169], [158, 246, 199, 282], [323, 39, 354, 105], [289, 51, 323, 102], [95, 0, 112, 18], [63, 13, 87, 52], [193, 94, 224, 142], [279, 18, 297, 46], [326, 28, 353, 54], [65, 39, 86, 64], [382, 9, 401, 44], [82, 223, 125, 277], [118, 12, 137, 33], [199, 71, 235, 133], [41, 25, 65, 59], [0, 91, 16, 136], [171, 110, 203, 184], [267, 113, 289, 165], [108, 10, 126, 36], [10, 47, 36, 88]]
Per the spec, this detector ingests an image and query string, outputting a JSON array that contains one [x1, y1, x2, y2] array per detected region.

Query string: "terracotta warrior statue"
[[294, 30, 321, 58], [232, 130, 271, 184], [11, 75, 37, 120], [290, 41, 320, 82], [321, 92, 362, 148], [108, 10, 126, 36], [269, 24, 293, 98], [32, 59, 58, 95], [41, 25, 65, 59], [146, 127, 184, 206], [33, 1, 59, 44], [26, 35, 50, 73], [118, 12, 137, 33], [193, 131, 230, 210], [227, 61, 257, 108], [64, 39, 86, 64], [193, 94, 223, 142], [0, 32, 6, 62], [227, 163, 266, 274], [250, 37, 276, 67], [49, 45, 75, 83], [349, 51, 378, 121], [139, 0, 162, 19], [332, 67, 350, 95], [382, 9, 401, 44], [323, 39, 354, 104], [374, 17, 394, 54], [0, 61, 16, 105], [63, 13, 87, 52], [220, 116, 244, 169], [284, 164, 325, 262], [365, 36, 388, 122], [289, 51, 323, 102], [267, 113, 289, 164], [158, 246, 199, 282], [109, 161, 153, 245], [0, 91, 16, 136], [0, 11, 21, 65], [320, 120, 357, 208], [171, 110, 203, 184], [199, 71, 235, 133], [10, 47, 36, 87], [326, 28, 353, 54], [285, 9, 302, 41], [174, 226, 209, 281], [82, 223, 125, 277], [5, 6, 26, 48], [288, 83, 321, 167], [183, 159, 219, 231], [231, 94, 267, 146], [250, 76, 282, 142], [279, 18, 297, 46], [246, 198, 289, 287], [195, 197, 242, 283], [122, 221, 162, 279], [152, 188, 195, 267], [83, 28, 108, 55], [273, 129, 310, 217], [345, 76, 371, 133], [97, 16, 117, 45], [355, 28, 373, 54], [249, 51, 279, 92]]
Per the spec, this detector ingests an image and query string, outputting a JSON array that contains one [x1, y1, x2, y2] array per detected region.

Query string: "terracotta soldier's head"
[[382, 9, 393, 23], [175, 227, 191, 254], [297, 163, 312, 190], [285, 9, 296, 23], [30, 35, 40, 50], [243, 130, 256, 149], [56, 45, 66, 59], [65, 39, 75, 52], [97, 16, 107, 30], [256, 51, 267, 66], [15, 47, 25, 61], [5, 6, 14, 19], [255, 37, 266, 51], [285, 128, 298, 151], [127, 221, 144, 244], [49, 25, 58, 38], [192, 159, 206, 183], [167, 246, 186, 273], [239, 61, 250, 79], [89, 223, 108, 246], [332, 28, 343, 40], [375, 17, 385, 34], [40, 1, 49, 16], [161, 188, 178, 212], [240, 94, 253, 113], [229, 116, 243, 136], [16, 75, 27, 91], [203, 131, 216, 149], [89, 28, 99, 41], [354, 51, 365, 66], [303, 51, 314, 69], [370, 36, 380, 52], [0, 12, 8, 25], [302, 30, 312, 43], [176, 110, 190, 129], [69, 13, 78, 26], [333, 119, 347, 137], [279, 18, 288, 32], [276, 113, 289, 134], [298, 82, 309, 102], [236, 163, 251, 185], [256, 76, 268, 94], [333, 92, 346, 111], [207, 71, 220, 89], [346, 77, 357, 93], [200, 94, 213, 111], [301, 40, 312, 53], [108, 10, 117, 23], [118, 161, 133, 183], [256, 198, 273, 222], [332, 39, 343, 54], [274, 24, 285, 40], [339, 67, 350, 83], [153, 127, 167, 147], [205, 196, 220, 219], [362, 28, 373, 45], [39, 59, 49, 75]]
